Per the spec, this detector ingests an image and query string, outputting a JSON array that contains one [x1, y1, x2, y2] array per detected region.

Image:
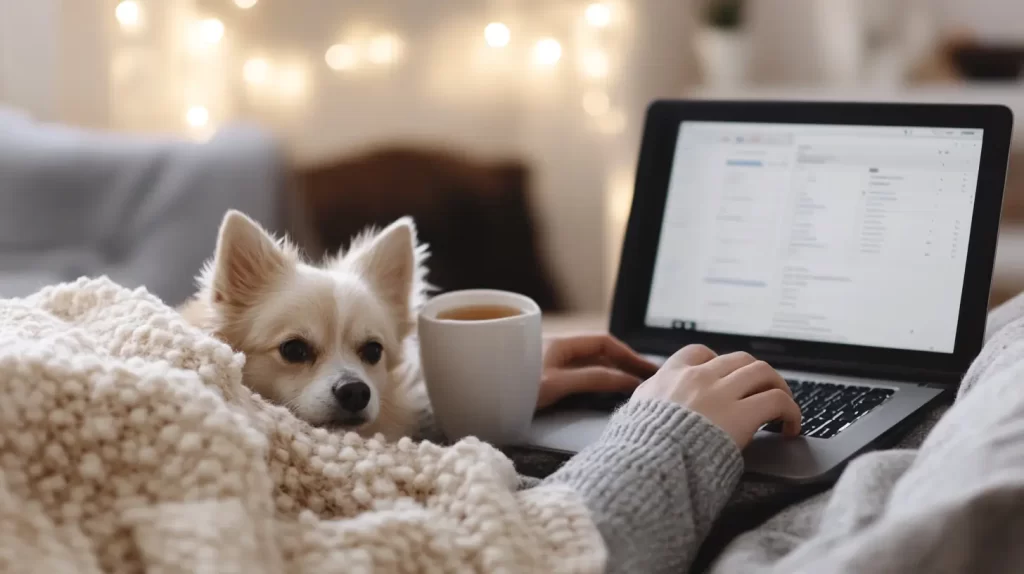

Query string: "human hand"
[[538, 334, 659, 410], [632, 345, 801, 448]]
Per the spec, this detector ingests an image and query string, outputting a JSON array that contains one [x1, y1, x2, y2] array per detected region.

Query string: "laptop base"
[[522, 373, 944, 484]]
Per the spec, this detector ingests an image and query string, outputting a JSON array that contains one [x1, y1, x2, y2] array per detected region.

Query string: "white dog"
[[181, 210, 429, 440]]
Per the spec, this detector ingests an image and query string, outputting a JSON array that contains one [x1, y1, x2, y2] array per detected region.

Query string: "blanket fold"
[[0, 278, 605, 573]]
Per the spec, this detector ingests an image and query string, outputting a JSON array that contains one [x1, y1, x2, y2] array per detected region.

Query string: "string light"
[[111, 0, 626, 140], [585, 3, 612, 27], [484, 22, 511, 48], [115, 1, 142, 32], [242, 58, 270, 85], [325, 44, 358, 71], [278, 64, 308, 98], [198, 18, 225, 44], [367, 34, 403, 65], [185, 106, 209, 128], [608, 167, 634, 222], [243, 56, 310, 104], [582, 50, 609, 78], [532, 38, 562, 67]]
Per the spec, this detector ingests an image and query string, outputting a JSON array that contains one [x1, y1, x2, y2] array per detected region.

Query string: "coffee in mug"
[[418, 289, 542, 445], [436, 304, 523, 321]]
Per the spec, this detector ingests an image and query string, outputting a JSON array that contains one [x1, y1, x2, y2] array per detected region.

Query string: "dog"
[[180, 210, 430, 440]]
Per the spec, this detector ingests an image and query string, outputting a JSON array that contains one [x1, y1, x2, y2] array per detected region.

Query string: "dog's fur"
[[180, 210, 430, 440]]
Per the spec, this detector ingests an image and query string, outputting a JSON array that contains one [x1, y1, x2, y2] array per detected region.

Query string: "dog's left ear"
[[345, 217, 426, 336], [207, 210, 292, 308]]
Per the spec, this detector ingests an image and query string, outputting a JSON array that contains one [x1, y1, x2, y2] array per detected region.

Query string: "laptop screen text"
[[645, 121, 983, 354]]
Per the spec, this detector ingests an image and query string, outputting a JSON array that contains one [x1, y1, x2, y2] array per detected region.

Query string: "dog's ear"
[[345, 217, 425, 334], [208, 210, 290, 307]]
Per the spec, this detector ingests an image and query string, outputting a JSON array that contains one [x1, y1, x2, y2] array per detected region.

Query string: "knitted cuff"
[[602, 398, 744, 492]]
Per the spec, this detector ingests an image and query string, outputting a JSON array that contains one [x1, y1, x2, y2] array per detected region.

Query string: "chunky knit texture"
[[0, 277, 606, 573]]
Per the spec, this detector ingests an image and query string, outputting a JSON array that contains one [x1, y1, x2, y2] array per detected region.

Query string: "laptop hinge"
[[745, 353, 963, 387], [626, 334, 968, 387]]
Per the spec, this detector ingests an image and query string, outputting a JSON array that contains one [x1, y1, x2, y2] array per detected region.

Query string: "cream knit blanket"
[[0, 278, 606, 573]]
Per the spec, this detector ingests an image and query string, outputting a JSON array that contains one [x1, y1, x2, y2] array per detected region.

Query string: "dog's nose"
[[333, 381, 371, 413]]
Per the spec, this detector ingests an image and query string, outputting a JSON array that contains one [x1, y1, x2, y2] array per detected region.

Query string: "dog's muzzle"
[[333, 380, 371, 414]]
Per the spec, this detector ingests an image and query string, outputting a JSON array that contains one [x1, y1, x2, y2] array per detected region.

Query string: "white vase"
[[746, 0, 865, 86], [694, 27, 748, 88]]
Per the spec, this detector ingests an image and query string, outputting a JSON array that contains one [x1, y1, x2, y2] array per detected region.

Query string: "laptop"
[[524, 100, 1014, 483]]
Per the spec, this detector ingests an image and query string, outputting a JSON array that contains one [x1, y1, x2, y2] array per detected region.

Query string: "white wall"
[[933, 0, 1024, 40], [13, 0, 1017, 310], [0, 0, 110, 127], [0, 0, 698, 312], [0, 0, 58, 119]]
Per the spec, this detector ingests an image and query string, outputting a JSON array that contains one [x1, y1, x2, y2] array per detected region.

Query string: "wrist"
[[543, 396, 745, 574], [606, 398, 743, 488]]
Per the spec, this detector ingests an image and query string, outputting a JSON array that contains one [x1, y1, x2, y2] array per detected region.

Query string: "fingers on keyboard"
[[762, 380, 894, 439]]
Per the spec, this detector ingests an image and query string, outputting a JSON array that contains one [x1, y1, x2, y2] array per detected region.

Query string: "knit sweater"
[[543, 291, 1024, 574], [0, 277, 606, 573]]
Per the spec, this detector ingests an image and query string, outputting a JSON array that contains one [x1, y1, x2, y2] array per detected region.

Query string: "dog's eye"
[[358, 341, 384, 366], [279, 338, 314, 364]]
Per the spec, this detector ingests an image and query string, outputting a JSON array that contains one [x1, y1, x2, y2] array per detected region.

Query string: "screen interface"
[[645, 121, 983, 353]]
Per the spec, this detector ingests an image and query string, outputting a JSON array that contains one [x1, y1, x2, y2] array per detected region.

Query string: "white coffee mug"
[[418, 289, 542, 445]]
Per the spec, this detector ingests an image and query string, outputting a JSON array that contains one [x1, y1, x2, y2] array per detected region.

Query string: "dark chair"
[[296, 146, 564, 311]]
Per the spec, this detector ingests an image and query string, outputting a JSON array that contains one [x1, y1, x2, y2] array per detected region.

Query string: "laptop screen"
[[644, 121, 984, 354]]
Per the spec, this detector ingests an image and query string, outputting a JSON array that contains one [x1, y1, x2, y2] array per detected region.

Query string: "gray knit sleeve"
[[542, 399, 744, 574]]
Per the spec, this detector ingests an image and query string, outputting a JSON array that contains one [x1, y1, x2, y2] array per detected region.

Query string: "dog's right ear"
[[208, 210, 290, 307], [341, 217, 429, 339]]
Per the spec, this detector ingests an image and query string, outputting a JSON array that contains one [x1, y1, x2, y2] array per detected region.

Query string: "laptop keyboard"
[[761, 379, 895, 439], [550, 379, 895, 440]]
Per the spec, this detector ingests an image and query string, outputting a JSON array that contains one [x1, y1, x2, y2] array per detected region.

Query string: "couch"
[[0, 108, 308, 306]]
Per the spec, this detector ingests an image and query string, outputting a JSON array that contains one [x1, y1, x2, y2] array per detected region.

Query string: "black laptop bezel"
[[610, 99, 1013, 384]]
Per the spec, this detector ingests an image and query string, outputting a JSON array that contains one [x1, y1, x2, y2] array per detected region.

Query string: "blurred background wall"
[[1, 0, 1022, 313]]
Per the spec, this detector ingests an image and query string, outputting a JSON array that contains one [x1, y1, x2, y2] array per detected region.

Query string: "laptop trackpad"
[[525, 410, 612, 454]]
